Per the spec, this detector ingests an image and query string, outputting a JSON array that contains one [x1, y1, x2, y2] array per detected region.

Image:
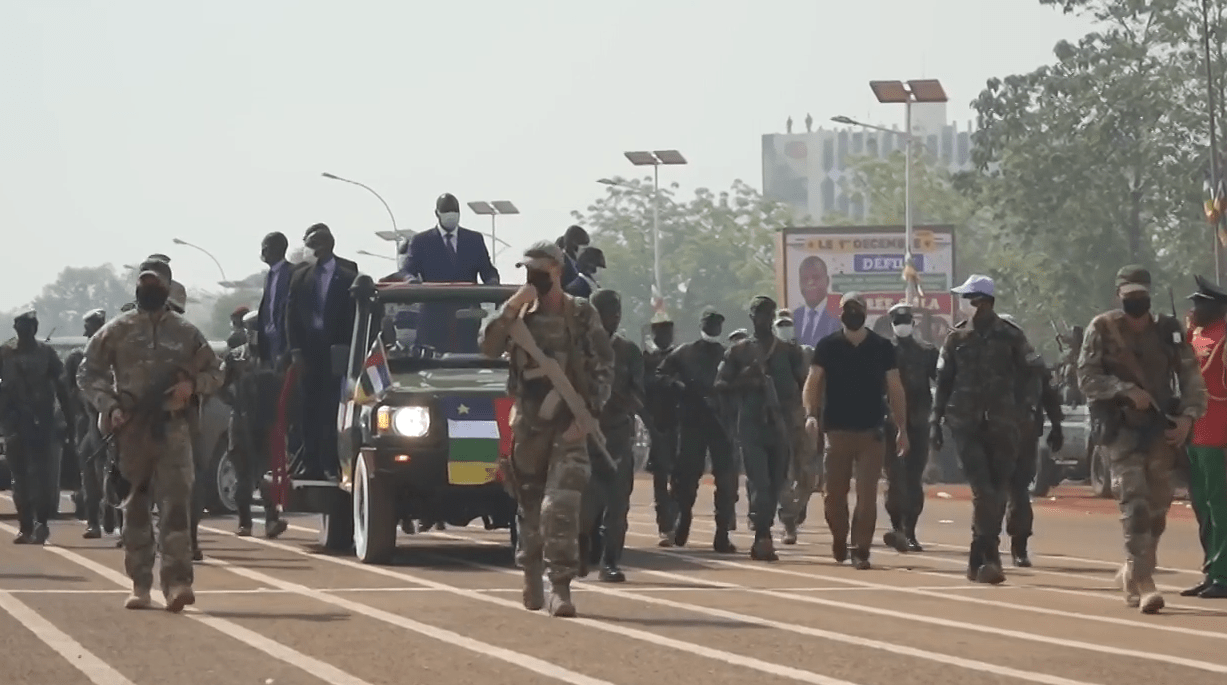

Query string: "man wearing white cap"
[[931, 274, 1037, 585]]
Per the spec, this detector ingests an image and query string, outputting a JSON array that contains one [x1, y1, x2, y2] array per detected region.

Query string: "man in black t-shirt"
[[802, 292, 909, 569]]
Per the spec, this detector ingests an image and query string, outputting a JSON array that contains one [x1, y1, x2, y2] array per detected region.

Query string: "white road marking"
[[202, 524, 864, 685], [617, 525, 1227, 648], [195, 555, 618, 685], [0, 590, 137, 685], [0, 521, 374, 685], [423, 531, 1101, 685]]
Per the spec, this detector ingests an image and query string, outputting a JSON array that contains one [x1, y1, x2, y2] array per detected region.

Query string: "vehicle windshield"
[[376, 284, 515, 371]]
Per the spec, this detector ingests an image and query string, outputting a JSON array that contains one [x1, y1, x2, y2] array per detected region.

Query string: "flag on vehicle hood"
[[352, 337, 392, 405], [443, 396, 513, 485]]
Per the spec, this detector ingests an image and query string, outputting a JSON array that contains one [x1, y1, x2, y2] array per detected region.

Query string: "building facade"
[[763, 102, 974, 224]]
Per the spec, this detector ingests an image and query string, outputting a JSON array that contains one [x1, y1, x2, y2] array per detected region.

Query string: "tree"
[[572, 179, 795, 341], [18, 265, 133, 339]]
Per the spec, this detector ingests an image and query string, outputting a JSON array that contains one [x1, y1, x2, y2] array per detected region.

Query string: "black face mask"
[[841, 311, 867, 331], [526, 269, 553, 295], [136, 285, 169, 312], [1122, 296, 1151, 319], [701, 322, 723, 338]]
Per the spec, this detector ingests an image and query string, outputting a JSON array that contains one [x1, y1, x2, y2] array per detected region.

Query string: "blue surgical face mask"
[[439, 212, 460, 231]]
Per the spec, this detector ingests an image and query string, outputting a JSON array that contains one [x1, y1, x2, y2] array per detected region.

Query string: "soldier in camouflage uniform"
[[883, 303, 938, 552], [776, 309, 822, 545], [1000, 314, 1064, 568], [480, 241, 613, 617], [579, 289, 643, 582], [64, 308, 109, 539], [220, 311, 288, 539], [716, 295, 807, 561], [642, 311, 680, 545], [78, 260, 224, 612], [658, 309, 739, 552], [1, 310, 75, 545], [931, 275, 1036, 585], [1077, 266, 1206, 613]]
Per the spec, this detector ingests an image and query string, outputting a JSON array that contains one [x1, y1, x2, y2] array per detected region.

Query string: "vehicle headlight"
[[376, 405, 431, 438]]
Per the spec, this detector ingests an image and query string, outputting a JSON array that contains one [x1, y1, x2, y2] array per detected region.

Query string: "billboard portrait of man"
[[793, 256, 841, 346]]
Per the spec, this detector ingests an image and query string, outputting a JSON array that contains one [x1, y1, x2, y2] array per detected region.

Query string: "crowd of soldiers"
[[3, 211, 1223, 621]]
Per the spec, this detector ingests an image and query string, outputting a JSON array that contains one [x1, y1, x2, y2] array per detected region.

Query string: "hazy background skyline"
[[0, 0, 1094, 311]]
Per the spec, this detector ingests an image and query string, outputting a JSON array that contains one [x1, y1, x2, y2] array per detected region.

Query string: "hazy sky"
[[0, 1, 1095, 310]]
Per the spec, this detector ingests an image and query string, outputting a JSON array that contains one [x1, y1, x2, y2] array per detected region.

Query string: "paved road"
[[1, 478, 1224, 685]]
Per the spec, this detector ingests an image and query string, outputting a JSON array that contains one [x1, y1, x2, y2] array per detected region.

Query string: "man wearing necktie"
[[793, 256, 840, 346], [257, 232, 293, 369], [286, 224, 358, 480], [401, 193, 499, 285]]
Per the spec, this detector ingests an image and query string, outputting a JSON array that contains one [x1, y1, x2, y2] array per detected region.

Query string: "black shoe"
[[905, 535, 924, 552], [265, 519, 288, 539], [13, 532, 33, 544], [1181, 578, 1212, 597], [32, 524, 49, 545], [192, 548, 204, 562], [976, 562, 1006, 585], [1011, 538, 1032, 568], [750, 534, 778, 562], [1198, 581, 1227, 599], [966, 539, 985, 582], [598, 565, 626, 583], [851, 551, 871, 570], [883, 529, 909, 553], [832, 537, 848, 563], [83, 526, 102, 540], [674, 512, 692, 547], [713, 529, 737, 554]]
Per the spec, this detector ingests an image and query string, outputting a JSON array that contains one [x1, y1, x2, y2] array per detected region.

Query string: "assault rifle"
[[97, 367, 189, 509]]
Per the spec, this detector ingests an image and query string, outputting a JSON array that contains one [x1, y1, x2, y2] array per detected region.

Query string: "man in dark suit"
[[257, 232, 293, 368], [556, 225, 590, 287], [401, 193, 499, 284], [794, 255, 840, 346], [565, 246, 605, 298], [286, 223, 358, 479]]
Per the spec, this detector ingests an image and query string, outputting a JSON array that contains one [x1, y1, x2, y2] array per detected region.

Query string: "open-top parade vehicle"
[[265, 277, 519, 564]]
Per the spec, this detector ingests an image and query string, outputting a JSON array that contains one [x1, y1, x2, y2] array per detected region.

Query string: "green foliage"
[[572, 178, 794, 342], [18, 265, 133, 339]]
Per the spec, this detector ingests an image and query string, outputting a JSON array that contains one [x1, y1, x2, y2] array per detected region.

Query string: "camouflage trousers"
[[779, 424, 822, 529], [950, 418, 1019, 561], [117, 418, 195, 594], [580, 421, 636, 566], [1105, 427, 1177, 584], [512, 421, 592, 584]]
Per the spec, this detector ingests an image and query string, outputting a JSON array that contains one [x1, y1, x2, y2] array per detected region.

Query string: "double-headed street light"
[[833, 78, 946, 306], [605, 150, 687, 311], [467, 200, 519, 261]]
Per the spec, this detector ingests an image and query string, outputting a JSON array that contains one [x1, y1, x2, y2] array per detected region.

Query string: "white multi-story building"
[[762, 102, 974, 223]]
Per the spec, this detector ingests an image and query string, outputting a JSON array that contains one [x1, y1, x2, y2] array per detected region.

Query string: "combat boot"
[[32, 523, 49, 545], [831, 537, 848, 563], [657, 530, 675, 548], [522, 565, 545, 611], [1010, 536, 1032, 568], [673, 512, 692, 547], [236, 525, 253, 537], [265, 518, 288, 539], [598, 565, 626, 583], [124, 587, 152, 610], [965, 539, 985, 582], [905, 528, 924, 552], [1135, 576, 1165, 614], [1116, 562, 1140, 608], [782, 523, 798, 545], [713, 527, 737, 554], [882, 529, 909, 553], [547, 581, 576, 617], [750, 531, 778, 562], [976, 541, 1006, 585], [164, 585, 195, 613], [83, 526, 102, 540]]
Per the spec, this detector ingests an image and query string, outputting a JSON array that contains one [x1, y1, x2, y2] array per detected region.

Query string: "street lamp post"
[[321, 172, 404, 258], [607, 150, 687, 311], [172, 237, 228, 283], [467, 200, 520, 261], [356, 249, 396, 262], [833, 79, 946, 307]]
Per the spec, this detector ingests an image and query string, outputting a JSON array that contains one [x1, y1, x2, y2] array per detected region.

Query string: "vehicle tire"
[[1090, 445, 1112, 498], [319, 490, 354, 552], [352, 455, 396, 564], [204, 438, 238, 515], [1031, 445, 1057, 498]]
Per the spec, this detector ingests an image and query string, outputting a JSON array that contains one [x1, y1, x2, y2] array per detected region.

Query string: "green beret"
[[1115, 265, 1151, 292]]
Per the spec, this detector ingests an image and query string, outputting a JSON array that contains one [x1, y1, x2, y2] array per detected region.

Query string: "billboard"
[[774, 225, 956, 346]]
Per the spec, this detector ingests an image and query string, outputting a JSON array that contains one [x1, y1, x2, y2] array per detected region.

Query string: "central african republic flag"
[[441, 396, 513, 485]]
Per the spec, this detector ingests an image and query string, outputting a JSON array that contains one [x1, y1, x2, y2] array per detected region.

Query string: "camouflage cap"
[[13, 308, 36, 324], [515, 240, 565, 270], [748, 295, 777, 314], [839, 291, 867, 309], [82, 308, 106, 324], [700, 308, 724, 325], [650, 310, 673, 326], [137, 259, 172, 287], [728, 328, 750, 341], [1116, 265, 1151, 294]]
